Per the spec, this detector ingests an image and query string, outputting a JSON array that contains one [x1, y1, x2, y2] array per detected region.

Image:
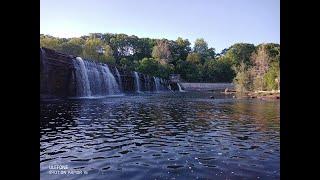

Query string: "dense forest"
[[40, 33, 280, 91]]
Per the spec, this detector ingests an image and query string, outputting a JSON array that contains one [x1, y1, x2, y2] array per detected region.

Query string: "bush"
[[203, 57, 235, 82], [263, 62, 280, 90], [233, 62, 252, 92]]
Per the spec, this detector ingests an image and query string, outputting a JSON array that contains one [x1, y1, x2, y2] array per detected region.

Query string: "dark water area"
[[40, 91, 280, 180]]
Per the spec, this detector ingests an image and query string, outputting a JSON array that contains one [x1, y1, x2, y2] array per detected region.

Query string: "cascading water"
[[115, 67, 122, 91], [144, 75, 148, 91], [73, 58, 120, 97], [73, 57, 92, 97], [177, 83, 185, 92], [153, 77, 161, 92], [101, 64, 121, 95], [133, 71, 141, 92]]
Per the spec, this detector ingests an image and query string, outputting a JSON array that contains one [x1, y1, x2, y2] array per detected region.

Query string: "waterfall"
[[177, 83, 185, 92], [154, 77, 161, 92], [115, 67, 122, 91], [101, 64, 121, 95], [73, 57, 120, 97], [133, 71, 141, 92], [73, 57, 91, 97], [146, 75, 151, 91]]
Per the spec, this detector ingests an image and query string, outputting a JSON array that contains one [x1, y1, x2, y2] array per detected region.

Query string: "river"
[[40, 91, 280, 180]]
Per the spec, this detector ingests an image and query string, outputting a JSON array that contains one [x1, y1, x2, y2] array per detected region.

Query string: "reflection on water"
[[40, 92, 279, 180]]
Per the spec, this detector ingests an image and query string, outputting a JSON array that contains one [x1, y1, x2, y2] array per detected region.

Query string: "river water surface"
[[40, 91, 280, 180]]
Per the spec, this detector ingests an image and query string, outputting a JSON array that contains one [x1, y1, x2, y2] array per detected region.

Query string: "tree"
[[220, 48, 229, 56], [137, 58, 159, 76], [119, 58, 134, 71], [59, 38, 84, 56], [40, 36, 61, 50], [258, 43, 280, 63], [207, 48, 216, 59], [203, 56, 235, 82], [82, 38, 104, 60], [186, 53, 201, 64], [250, 44, 271, 91], [172, 37, 191, 63], [103, 45, 116, 64], [263, 61, 280, 91], [152, 40, 172, 64], [193, 38, 208, 56], [176, 60, 201, 82], [132, 38, 154, 60], [225, 43, 256, 66], [83, 38, 115, 63], [137, 57, 173, 79], [39, 33, 279, 86], [157, 63, 174, 79], [232, 43, 280, 92], [193, 38, 214, 63], [233, 62, 252, 92], [109, 33, 137, 61]]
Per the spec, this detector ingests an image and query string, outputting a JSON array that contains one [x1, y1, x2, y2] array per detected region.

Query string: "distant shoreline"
[[222, 89, 280, 100], [179, 83, 234, 91]]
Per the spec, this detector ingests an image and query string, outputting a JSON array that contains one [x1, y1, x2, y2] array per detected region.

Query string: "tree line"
[[40, 33, 280, 91]]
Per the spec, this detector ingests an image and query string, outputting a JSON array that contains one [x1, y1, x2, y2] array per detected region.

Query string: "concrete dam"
[[40, 48, 179, 99]]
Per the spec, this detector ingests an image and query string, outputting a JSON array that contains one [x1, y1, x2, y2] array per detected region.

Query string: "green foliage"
[[120, 58, 134, 71], [82, 38, 115, 63], [206, 48, 216, 59], [40, 36, 61, 50], [224, 43, 256, 66], [82, 38, 104, 60], [258, 43, 280, 63], [263, 62, 280, 90], [137, 58, 159, 76], [59, 38, 84, 56], [233, 62, 252, 92], [193, 38, 208, 56], [250, 44, 272, 91], [186, 53, 202, 64], [157, 64, 174, 79], [203, 57, 235, 82], [103, 45, 116, 64], [170, 37, 191, 65], [232, 43, 280, 92], [39, 33, 279, 84], [137, 57, 173, 79], [175, 60, 202, 82]]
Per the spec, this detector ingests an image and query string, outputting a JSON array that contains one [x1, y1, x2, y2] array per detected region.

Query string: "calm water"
[[40, 92, 280, 180]]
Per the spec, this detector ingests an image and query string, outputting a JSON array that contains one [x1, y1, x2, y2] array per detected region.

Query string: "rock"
[[237, 136, 249, 140]]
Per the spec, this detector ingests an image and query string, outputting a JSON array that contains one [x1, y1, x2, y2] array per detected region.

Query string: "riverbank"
[[222, 89, 280, 100], [179, 83, 234, 91]]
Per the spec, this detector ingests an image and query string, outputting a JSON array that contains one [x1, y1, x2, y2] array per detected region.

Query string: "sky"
[[40, 0, 279, 52]]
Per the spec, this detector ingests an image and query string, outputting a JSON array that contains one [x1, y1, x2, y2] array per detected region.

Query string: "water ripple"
[[40, 91, 279, 179]]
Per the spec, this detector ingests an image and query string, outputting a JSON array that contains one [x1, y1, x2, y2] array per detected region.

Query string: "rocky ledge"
[[221, 89, 280, 100]]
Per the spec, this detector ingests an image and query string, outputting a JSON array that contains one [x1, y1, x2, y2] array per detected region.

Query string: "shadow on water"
[[40, 91, 279, 180]]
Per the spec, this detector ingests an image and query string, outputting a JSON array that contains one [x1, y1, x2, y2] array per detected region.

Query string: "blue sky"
[[40, 0, 279, 52]]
